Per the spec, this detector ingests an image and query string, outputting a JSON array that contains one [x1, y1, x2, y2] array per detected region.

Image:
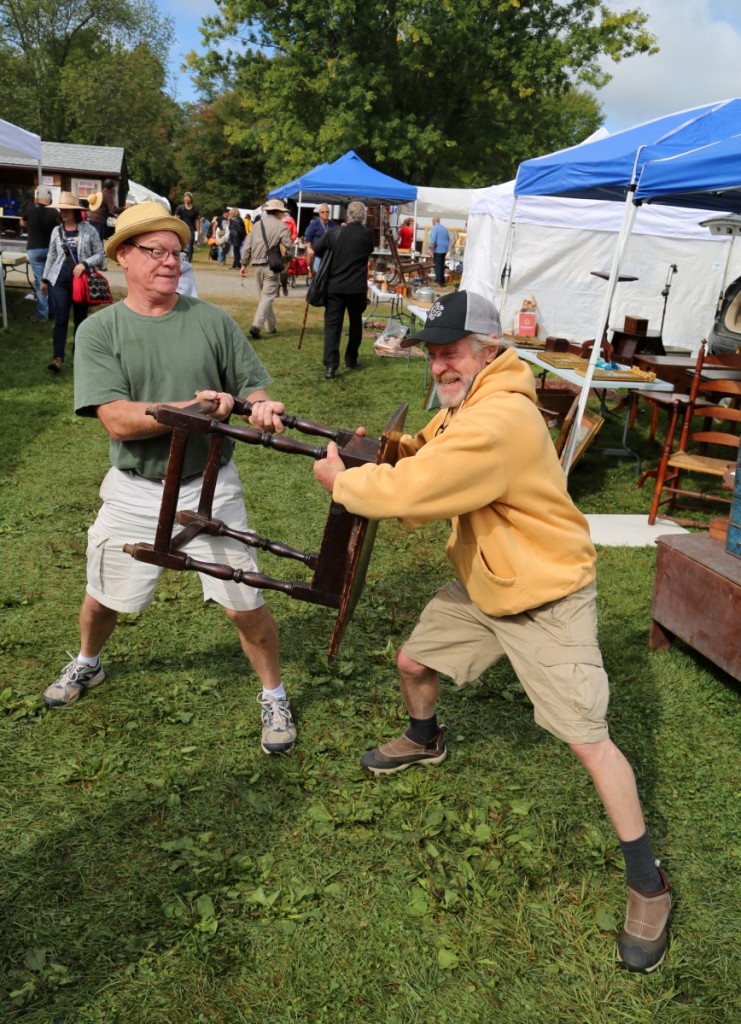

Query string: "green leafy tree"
[[0, 0, 180, 194], [171, 92, 268, 216], [190, 0, 657, 188]]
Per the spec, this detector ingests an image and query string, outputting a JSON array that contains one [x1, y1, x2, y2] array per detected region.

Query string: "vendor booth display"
[[269, 149, 416, 245], [502, 97, 741, 470]]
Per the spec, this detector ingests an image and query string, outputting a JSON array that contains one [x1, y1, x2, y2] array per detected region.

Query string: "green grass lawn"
[[1, 277, 740, 1023]]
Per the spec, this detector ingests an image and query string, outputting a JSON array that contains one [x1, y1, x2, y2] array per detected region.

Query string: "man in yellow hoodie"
[[313, 290, 671, 974]]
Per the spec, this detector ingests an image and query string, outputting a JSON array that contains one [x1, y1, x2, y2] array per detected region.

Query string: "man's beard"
[[435, 372, 474, 408]]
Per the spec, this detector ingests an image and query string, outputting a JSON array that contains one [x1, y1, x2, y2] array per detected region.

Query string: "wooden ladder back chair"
[[647, 343, 741, 525], [383, 227, 434, 288], [123, 398, 409, 659]]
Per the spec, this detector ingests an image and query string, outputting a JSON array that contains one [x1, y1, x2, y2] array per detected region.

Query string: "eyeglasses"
[[129, 243, 186, 263]]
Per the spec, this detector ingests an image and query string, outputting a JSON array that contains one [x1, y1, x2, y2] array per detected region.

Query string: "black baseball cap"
[[401, 290, 502, 347]]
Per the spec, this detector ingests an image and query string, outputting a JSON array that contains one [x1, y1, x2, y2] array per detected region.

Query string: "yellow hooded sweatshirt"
[[332, 347, 596, 617]]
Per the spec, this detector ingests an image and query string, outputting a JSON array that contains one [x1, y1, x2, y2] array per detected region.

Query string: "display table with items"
[[516, 349, 673, 469], [0, 214, 23, 237], [365, 281, 407, 325]]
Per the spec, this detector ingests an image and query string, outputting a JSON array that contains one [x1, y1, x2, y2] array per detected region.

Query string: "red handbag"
[[71, 274, 87, 303], [72, 270, 113, 305]]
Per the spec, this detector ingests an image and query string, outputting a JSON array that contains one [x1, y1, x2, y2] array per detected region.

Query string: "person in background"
[[207, 215, 221, 261], [243, 212, 253, 236], [228, 208, 246, 270], [398, 217, 415, 251], [312, 200, 374, 379], [86, 179, 119, 242], [304, 203, 336, 276], [41, 191, 104, 373], [174, 191, 200, 261], [216, 208, 231, 265], [313, 289, 672, 975], [428, 216, 450, 287], [239, 198, 293, 339], [279, 207, 298, 296], [42, 201, 297, 756], [21, 185, 59, 322], [2, 186, 20, 216]]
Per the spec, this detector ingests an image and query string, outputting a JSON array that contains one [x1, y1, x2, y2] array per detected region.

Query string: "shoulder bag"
[[81, 269, 113, 305], [260, 219, 287, 273], [306, 231, 335, 307], [63, 236, 112, 305]]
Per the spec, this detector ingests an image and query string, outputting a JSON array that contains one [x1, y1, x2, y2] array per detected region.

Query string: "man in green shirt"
[[43, 203, 297, 756]]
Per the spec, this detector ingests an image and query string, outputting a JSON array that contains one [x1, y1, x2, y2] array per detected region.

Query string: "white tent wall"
[[461, 184, 741, 352]]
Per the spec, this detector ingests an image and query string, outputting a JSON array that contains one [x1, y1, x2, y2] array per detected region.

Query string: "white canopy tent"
[[1, 119, 42, 329], [126, 180, 171, 211], [512, 99, 741, 471], [460, 179, 738, 351]]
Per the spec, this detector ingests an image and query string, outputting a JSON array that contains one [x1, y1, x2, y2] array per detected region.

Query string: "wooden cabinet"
[[650, 533, 741, 682]]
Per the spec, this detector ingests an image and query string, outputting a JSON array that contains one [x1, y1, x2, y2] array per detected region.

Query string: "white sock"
[[77, 653, 100, 668], [262, 683, 286, 702]]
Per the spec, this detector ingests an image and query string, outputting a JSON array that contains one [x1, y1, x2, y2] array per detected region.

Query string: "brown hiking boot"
[[47, 356, 63, 373], [360, 727, 447, 775], [617, 866, 671, 973]]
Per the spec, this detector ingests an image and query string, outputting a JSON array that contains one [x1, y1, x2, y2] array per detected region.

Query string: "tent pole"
[[0, 266, 7, 330], [496, 196, 517, 307], [562, 190, 639, 475]]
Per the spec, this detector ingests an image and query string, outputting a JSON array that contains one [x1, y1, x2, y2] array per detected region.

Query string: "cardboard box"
[[516, 311, 537, 337], [624, 315, 649, 335]]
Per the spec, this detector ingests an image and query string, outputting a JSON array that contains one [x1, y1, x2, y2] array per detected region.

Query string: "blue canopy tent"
[[635, 133, 741, 213], [269, 150, 416, 205], [510, 98, 741, 470], [269, 150, 417, 243]]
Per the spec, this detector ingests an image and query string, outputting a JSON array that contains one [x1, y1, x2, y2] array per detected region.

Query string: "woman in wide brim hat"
[[41, 191, 105, 374], [52, 191, 86, 210]]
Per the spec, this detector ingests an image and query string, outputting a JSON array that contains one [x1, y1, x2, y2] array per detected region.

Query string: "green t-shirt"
[[74, 296, 273, 480]]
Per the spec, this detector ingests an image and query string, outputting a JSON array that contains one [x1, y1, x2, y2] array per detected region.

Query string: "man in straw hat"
[[239, 198, 293, 339], [313, 290, 672, 973], [43, 202, 298, 756]]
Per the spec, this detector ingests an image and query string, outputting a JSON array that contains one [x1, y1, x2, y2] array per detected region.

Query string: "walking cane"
[[298, 301, 310, 350]]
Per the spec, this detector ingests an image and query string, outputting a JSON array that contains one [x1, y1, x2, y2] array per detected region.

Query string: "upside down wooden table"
[[124, 398, 408, 659]]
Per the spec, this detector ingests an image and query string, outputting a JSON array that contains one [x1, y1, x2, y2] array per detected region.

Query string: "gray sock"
[[620, 831, 663, 892]]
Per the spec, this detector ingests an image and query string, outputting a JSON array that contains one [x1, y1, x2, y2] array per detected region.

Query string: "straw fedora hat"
[[87, 191, 104, 212], [263, 198, 287, 213], [105, 201, 191, 260], [53, 191, 84, 210]]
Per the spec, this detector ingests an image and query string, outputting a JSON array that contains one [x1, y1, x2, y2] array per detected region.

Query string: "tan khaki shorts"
[[401, 579, 609, 744], [85, 462, 265, 614]]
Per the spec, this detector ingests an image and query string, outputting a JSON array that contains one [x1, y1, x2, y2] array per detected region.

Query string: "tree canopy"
[[0, 0, 182, 192], [0, 0, 659, 206], [191, 0, 658, 190]]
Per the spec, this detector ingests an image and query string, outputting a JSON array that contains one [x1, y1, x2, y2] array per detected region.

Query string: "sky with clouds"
[[156, 0, 741, 134]]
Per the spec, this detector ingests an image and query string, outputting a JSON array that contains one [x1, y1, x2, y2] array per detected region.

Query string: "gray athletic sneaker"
[[258, 695, 297, 754], [44, 656, 105, 708]]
